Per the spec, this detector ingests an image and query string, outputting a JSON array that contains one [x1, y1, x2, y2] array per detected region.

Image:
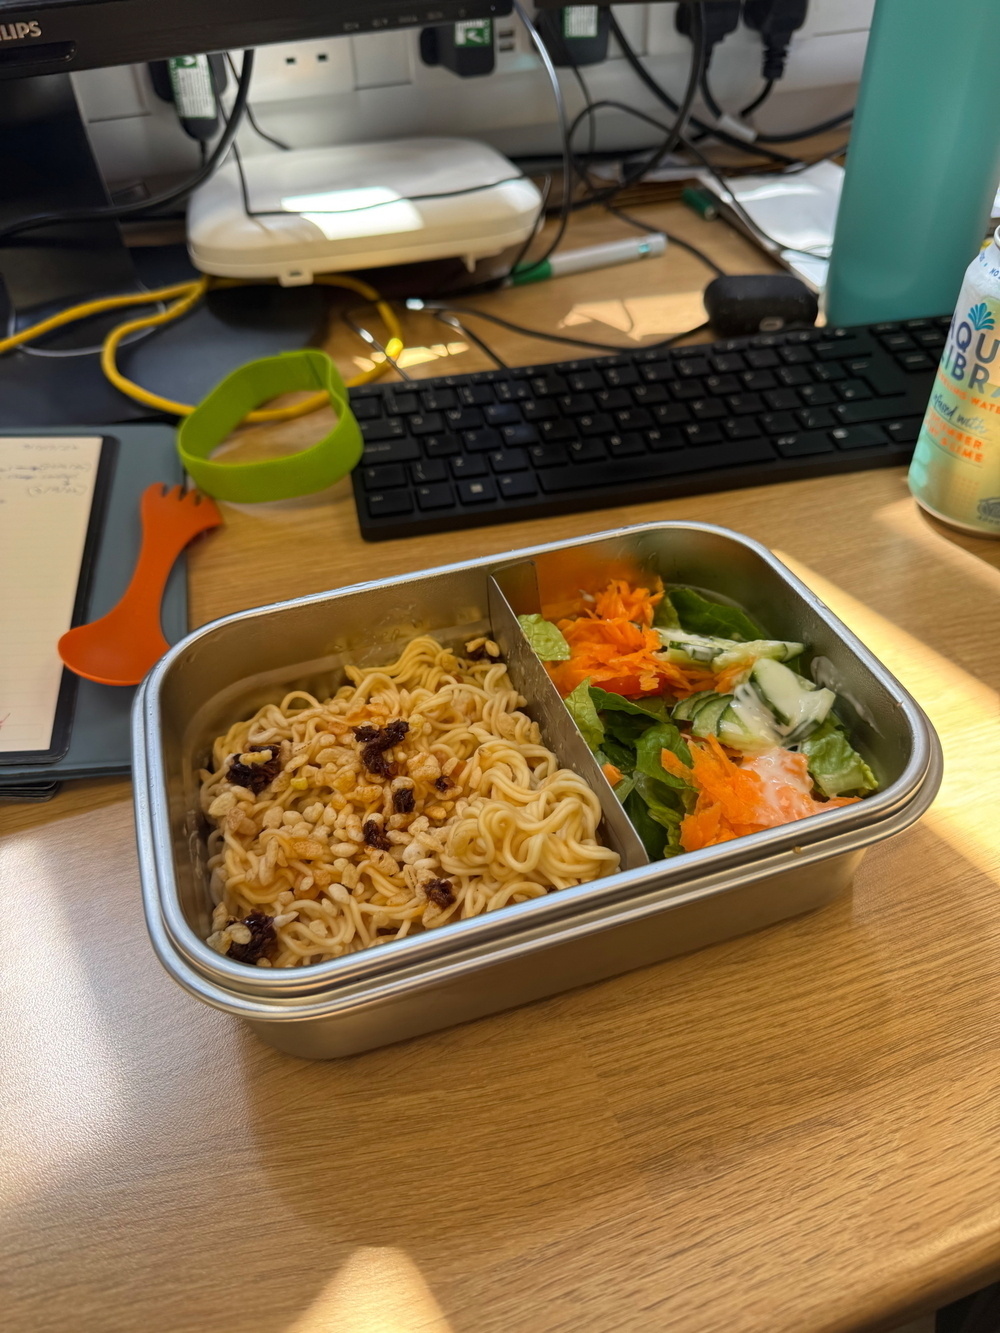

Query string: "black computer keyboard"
[[350, 315, 947, 541]]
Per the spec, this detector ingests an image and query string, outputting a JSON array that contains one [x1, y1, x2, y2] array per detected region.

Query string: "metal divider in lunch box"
[[134, 523, 942, 1007]]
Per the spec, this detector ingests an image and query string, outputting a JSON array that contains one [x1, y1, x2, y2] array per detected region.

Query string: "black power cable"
[[0, 50, 256, 248], [225, 51, 290, 152]]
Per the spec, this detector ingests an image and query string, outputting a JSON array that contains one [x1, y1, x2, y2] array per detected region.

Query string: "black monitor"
[[0, 0, 512, 77]]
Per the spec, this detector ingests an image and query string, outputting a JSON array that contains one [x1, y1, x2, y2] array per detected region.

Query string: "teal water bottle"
[[826, 0, 1000, 327]]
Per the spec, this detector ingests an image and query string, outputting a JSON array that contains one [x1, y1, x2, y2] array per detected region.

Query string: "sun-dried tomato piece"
[[392, 786, 416, 814], [362, 818, 391, 851], [425, 878, 455, 908], [227, 912, 277, 965], [227, 744, 282, 795]]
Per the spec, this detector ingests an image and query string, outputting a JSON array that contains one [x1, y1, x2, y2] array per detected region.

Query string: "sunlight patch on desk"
[[773, 552, 1000, 887], [0, 831, 126, 1211], [284, 1248, 451, 1333], [352, 342, 468, 375], [875, 498, 1000, 595], [560, 293, 706, 342]]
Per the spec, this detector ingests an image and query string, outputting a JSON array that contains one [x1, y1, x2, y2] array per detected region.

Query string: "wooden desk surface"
[[4, 203, 1000, 1333]]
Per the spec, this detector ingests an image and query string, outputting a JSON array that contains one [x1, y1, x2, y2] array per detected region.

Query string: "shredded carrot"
[[548, 578, 713, 700], [661, 736, 859, 852], [601, 762, 623, 787]]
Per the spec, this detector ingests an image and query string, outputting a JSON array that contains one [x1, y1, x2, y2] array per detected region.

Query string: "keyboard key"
[[502, 423, 541, 447], [683, 422, 723, 446], [898, 351, 934, 372], [423, 433, 462, 458], [458, 384, 495, 406], [422, 389, 457, 412], [779, 345, 813, 364], [529, 443, 570, 468], [592, 389, 627, 413], [385, 391, 419, 415], [615, 407, 655, 429], [711, 353, 746, 373], [362, 463, 406, 490], [704, 374, 741, 396], [464, 428, 503, 452], [646, 428, 685, 451], [351, 396, 383, 421], [559, 393, 597, 416], [522, 397, 559, 421], [677, 357, 711, 378], [484, 403, 522, 426], [495, 381, 530, 402], [654, 403, 692, 426], [603, 365, 639, 387], [746, 349, 780, 369], [458, 478, 497, 504], [690, 398, 725, 421], [845, 357, 873, 375], [539, 419, 577, 442], [834, 398, 926, 425], [722, 417, 759, 440], [640, 362, 677, 383], [409, 413, 445, 436], [530, 374, 567, 396], [797, 407, 837, 430], [774, 432, 835, 458], [416, 482, 454, 510], [799, 384, 837, 407], [815, 341, 850, 360], [608, 433, 646, 457], [444, 407, 484, 431], [885, 417, 922, 444], [569, 370, 602, 392], [578, 413, 614, 437], [872, 321, 900, 334], [763, 388, 801, 412], [489, 448, 529, 473], [726, 393, 765, 416], [450, 455, 487, 478], [498, 472, 539, 499], [831, 424, 889, 449], [884, 333, 916, 352], [568, 439, 607, 463], [361, 417, 405, 443], [367, 489, 413, 518], [632, 383, 669, 406], [836, 379, 873, 402], [362, 438, 421, 465], [777, 365, 811, 387], [915, 329, 945, 348], [741, 370, 778, 391], [672, 380, 705, 400], [759, 412, 798, 435], [411, 459, 447, 484], [812, 362, 846, 382]]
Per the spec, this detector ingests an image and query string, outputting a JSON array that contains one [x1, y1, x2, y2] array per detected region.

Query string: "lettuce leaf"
[[517, 613, 571, 661], [670, 587, 764, 642], [634, 721, 693, 789], [800, 719, 878, 798], [588, 686, 673, 724], [653, 591, 681, 629], [624, 788, 668, 860], [633, 773, 686, 853], [564, 678, 604, 751]]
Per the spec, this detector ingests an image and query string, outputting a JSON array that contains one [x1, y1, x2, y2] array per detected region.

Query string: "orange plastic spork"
[[58, 483, 222, 687]]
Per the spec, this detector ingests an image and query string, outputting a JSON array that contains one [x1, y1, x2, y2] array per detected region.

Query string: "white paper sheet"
[[0, 437, 103, 755]]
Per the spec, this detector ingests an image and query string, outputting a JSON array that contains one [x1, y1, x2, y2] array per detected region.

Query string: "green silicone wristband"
[[177, 349, 363, 503]]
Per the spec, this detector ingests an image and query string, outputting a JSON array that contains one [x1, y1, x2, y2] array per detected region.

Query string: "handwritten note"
[[0, 437, 103, 755]]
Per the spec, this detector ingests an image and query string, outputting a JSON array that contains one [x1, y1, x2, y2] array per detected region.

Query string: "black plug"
[[743, 0, 809, 81], [675, 0, 741, 54]]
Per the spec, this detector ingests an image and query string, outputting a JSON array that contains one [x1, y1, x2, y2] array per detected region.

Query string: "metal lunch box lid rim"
[[134, 521, 941, 998]]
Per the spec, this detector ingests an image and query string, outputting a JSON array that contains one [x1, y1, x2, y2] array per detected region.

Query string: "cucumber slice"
[[718, 690, 782, 753], [691, 695, 732, 739], [672, 691, 717, 722], [750, 658, 835, 738]]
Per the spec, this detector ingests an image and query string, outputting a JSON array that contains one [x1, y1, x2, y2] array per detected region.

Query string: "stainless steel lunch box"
[[133, 523, 942, 1059]]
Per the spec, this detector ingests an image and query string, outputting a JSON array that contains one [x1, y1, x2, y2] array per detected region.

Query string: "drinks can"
[[908, 228, 1000, 536]]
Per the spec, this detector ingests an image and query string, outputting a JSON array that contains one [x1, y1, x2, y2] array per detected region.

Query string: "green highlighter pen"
[[510, 233, 667, 286]]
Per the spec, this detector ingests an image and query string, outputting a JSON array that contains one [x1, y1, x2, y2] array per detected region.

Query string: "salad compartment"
[[133, 523, 941, 1059]]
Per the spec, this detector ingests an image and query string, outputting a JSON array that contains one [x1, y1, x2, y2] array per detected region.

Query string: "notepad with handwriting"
[[0, 436, 108, 759]]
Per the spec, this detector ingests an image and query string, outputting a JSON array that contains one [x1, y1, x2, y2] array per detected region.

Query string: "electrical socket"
[[250, 37, 355, 103]]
